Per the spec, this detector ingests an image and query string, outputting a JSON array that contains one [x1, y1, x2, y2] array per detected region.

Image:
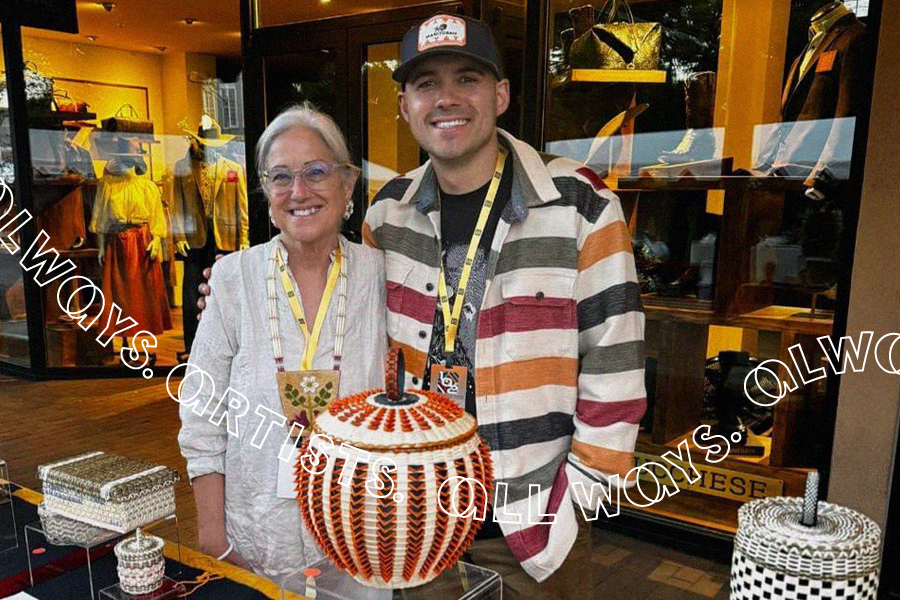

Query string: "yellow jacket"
[[169, 153, 249, 251]]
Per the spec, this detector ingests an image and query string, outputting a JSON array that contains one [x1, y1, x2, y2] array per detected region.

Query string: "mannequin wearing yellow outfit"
[[90, 145, 172, 337]]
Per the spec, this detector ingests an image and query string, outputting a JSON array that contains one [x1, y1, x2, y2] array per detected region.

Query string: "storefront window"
[[363, 41, 420, 204], [0, 24, 32, 367], [8, 19, 246, 370], [537, 0, 871, 531]]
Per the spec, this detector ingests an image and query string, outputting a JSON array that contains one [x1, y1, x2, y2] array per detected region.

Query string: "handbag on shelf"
[[52, 90, 89, 113], [101, 103, 153, 134], [570, 0, 662, 71], [23, 61, 54, 112]]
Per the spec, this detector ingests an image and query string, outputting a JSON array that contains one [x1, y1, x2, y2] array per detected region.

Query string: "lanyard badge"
[[432, 146, 507, 405]]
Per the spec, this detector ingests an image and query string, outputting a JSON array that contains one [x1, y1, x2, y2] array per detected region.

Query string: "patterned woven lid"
[[311, 348, 476, 452], [735, 497, 882, 578], [114, 529, 164, 561]]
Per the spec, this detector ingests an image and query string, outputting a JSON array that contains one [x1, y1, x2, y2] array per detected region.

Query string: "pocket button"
[[535, 291, 545, 301]]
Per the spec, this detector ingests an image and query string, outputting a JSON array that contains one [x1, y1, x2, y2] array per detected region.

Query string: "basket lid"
[[735, 497, 882, 576], [114, 528, 164, 560], [37, 452, 179, 501], [311, 348, 477, 452]]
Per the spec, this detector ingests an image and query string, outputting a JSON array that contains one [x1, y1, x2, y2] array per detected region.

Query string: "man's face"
[[399, 55, 510, 167]]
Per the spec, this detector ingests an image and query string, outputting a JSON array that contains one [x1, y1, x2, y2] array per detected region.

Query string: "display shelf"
[[25, 512, 182, 600], [0, 459, 17, 554], [624, 436, 811, 531], [99, 576, 186, 599], [29, 110, 98, 122], [621, 489, 742, 534], [642, 294, 716, 324], [727, 304, 834, 336], [281, 558, 502, 600], [571, 68, 667, 83], [638, 157, 734, 179]]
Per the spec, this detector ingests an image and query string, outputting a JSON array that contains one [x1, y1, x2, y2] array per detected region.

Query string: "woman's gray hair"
[[255, 102, 353, 175]]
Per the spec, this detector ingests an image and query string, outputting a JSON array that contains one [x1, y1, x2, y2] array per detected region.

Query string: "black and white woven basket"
[[731, 497, 882, 600]]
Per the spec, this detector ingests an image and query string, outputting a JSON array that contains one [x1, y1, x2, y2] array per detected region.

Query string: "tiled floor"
[[591, 529, 730, 599], [0, 376, 733, 599]]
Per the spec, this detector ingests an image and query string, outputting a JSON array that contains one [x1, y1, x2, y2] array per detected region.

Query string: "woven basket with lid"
[[295, 348, 494, 588], [731, 497, 882, 599], [114, 528, 165, 595]]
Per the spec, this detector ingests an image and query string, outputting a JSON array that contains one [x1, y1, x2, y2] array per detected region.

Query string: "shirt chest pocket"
[[495, 273, 578, 361], [385, 257, 418, 340]]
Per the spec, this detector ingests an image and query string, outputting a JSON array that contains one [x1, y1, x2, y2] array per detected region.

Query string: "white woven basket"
[[114, 529, 165, 595], [731, 497, 882, 600], [38, 502, 116, 546], [38, 452, 179, 533]]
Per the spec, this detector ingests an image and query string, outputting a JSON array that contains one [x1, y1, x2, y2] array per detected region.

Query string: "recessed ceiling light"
[[320, 0, 331, 4], [183, 17, 196, 25], [86, 35, 100, 41], [97, 2, 116, 11], [155, 46, 167, 52]]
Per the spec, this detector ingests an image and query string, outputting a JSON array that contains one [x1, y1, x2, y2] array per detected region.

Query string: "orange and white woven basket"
[[295, 349, 494, 588]]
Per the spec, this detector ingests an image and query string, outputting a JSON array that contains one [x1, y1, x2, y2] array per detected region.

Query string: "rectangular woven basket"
[[38, 452, 179, 534]]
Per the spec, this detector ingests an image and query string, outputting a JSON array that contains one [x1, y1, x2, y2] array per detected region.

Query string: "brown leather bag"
[[101, 103, 154, 134]]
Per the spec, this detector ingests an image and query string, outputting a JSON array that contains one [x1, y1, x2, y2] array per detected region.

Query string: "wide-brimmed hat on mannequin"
[[183, 114, 234, 147], [95, 134, 149, 174]]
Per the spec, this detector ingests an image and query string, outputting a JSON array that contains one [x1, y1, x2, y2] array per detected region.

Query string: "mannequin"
[[89, 137, 172, 341], [754, 1, 866, 293], [169, 116, 248, 359], [755, 1, 865, 183]]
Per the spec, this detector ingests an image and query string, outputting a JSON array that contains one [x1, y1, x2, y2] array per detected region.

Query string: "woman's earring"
[[268, 205, 276, 226], [343, 200, 354, 221]]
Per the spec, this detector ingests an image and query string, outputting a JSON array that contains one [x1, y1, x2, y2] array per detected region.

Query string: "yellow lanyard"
[[437, 146, 507, 357], [275, 245, 342, 371]]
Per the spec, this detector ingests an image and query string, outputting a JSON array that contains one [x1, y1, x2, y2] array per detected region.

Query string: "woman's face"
[[265, 126, 354, 248]]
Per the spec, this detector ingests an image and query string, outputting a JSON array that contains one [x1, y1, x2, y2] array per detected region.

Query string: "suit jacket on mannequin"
[[757, 10, 866, 180], [169, 152, 249, 251]]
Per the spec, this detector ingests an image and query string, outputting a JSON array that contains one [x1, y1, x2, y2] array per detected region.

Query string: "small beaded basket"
[[731, 473, 882, 600], [296, 348, 494, 589], [114, 528, 166, 595]]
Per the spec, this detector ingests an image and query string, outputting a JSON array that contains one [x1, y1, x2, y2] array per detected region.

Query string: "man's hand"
[[98, 239, 105, 265], [176, 241, 191, 256], [147, 236, 163, 262], [196, 254, 225, 319]]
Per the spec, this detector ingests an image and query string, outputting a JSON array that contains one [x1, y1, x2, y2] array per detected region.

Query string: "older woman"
[[177, 103, 386, 579]]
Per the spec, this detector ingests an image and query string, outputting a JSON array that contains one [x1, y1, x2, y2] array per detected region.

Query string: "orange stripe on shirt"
[[578, 220, 632, 272], [571, 438, 636, 481], [388, 337, 427, 380], [476, 356, 578, 397]]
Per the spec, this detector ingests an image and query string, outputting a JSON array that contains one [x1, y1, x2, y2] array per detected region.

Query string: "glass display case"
[[529, 0, 873, 532]]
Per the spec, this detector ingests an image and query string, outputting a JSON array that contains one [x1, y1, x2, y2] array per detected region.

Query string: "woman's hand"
[[196, 254, 224, 318], [191, 472, 252, 571]]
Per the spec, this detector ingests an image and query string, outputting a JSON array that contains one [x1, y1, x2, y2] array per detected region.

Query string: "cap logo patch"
[[418, 15, 466, 51]]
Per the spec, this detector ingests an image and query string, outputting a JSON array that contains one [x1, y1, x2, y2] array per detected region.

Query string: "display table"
[[0, 485, 286, 599], [0, 484, 502, 600], [281, 557, 502, 600]]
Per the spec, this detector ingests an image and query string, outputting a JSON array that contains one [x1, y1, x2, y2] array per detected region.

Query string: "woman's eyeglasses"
[[260, 161, 357, 194]]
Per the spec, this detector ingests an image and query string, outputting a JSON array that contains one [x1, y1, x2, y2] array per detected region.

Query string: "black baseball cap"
[[393, 14, 504, 84]]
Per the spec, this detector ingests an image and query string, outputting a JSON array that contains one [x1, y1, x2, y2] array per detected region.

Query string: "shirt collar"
[[410, 128, 561, 223]]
